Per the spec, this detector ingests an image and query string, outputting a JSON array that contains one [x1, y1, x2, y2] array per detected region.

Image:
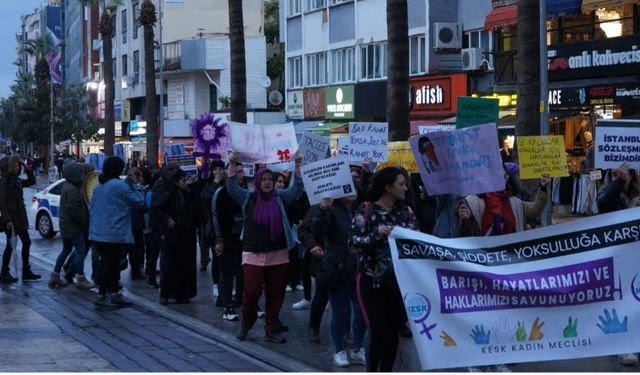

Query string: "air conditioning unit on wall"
[[461, 47, 484, 71], [434, 23, 462, 49]]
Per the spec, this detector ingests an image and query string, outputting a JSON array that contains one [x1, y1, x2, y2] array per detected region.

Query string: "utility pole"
[[539, 0, 552, 226], [158, 0, 165, 166]]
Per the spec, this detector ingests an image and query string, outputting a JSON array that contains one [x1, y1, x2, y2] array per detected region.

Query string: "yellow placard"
[[376, 141, 418, 173], [517, 135, 569, 179]]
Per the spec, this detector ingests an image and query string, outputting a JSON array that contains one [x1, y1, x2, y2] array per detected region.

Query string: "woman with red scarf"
[[226, 152, 304, 344]]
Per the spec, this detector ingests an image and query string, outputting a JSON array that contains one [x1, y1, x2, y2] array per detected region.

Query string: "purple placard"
[[437, 258, 616, 313], [409, 123, 504, 196]]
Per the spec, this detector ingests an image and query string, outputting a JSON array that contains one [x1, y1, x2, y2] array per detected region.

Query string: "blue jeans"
[[328, 283, 366, 353], [54, 234, 88, 276]]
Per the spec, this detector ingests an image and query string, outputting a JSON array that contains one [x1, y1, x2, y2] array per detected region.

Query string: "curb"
[[28, 250, 320, 373]]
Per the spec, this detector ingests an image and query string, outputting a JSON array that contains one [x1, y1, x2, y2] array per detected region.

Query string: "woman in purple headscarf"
[[226, 152, 304, 344]]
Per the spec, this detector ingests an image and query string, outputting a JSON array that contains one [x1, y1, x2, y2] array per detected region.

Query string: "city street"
[[0, 185, 636, 372]]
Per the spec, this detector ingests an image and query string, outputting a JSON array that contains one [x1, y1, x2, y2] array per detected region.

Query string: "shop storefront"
[[409, 73, 468, 135]]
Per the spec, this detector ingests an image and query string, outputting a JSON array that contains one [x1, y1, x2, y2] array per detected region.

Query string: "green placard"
[[456, 96, 499, 128], [325, 85, 355, 119]]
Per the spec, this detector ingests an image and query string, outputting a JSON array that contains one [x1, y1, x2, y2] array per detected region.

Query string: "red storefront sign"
[[410, 74, 468, 117]]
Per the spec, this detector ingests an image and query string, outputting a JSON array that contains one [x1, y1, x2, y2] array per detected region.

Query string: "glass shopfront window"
[[546, 4, 638, 45]]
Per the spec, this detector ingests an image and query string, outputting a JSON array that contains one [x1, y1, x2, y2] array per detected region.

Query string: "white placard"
[[267, 160, 296, 173], [299, 132, 330, 164], [301, 157, 356, 205], [595, 120, 640, 169], [229, 122, 298, 164], [419, 125, 456, 134], [349, 122, 388, 162]]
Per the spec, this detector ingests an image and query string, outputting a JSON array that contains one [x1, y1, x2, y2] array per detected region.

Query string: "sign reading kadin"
[[456, 97, 499, 128], [517, 135, 569, 179]]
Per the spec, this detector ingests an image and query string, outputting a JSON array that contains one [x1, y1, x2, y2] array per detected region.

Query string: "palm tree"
[[21, 34, 55, 85], [386, 0, 409, 141], [139, 0, 159, 168], [84, 0, 123, 156], [228, 0, 247, 123], [515, 0, 540, 139]]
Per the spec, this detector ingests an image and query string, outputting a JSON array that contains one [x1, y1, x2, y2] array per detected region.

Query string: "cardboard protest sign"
[[517, 135, 569, 179], [595, 119, 640, 169], [419, 125, 455, 134], [242, 163, 255, 177], [456, 97, 499, 129], [298, 132, 330, 164], [167, 154, 198, 176], [390, 207, 640, 370], [301, 156, 356, 205], [349, 122, 388, 162], [229, 122, 298, 164], [409, 123, 504, 196], [376, 141, 418, 173], [337, 137, 349, 156], [268, 160, 296, 173]]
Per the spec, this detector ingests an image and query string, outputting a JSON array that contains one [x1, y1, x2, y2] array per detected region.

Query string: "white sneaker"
[[292, 299, 311, 310], [296, 284, 304, 291], [285, 285, 293, 292], [350, 348, 366, 366], [257, 307, 265, 318], [619, 353, 639, 366], [212, 284, 219, 296], [492, 364, 511, 372], [333, 350, 350, 367], [467, 367, 483, 372], [222, 307, 240, 321]]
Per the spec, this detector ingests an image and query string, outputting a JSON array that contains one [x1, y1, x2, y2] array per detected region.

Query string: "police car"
[[29, 179, 64, 238]]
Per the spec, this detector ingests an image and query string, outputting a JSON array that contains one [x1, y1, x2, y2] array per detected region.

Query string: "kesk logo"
[[630, 274, 640, 302], [405, 292, 437, 339]]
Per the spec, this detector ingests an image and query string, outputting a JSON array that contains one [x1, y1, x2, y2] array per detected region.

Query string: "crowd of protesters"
[[0, 147, 637, 371]]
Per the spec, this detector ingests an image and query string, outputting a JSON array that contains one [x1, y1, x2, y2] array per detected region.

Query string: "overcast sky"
[[0, 0, 44, 100]]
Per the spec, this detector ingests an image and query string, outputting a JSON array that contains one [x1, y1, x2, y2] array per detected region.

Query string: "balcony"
[[162, 41, 181, 72]]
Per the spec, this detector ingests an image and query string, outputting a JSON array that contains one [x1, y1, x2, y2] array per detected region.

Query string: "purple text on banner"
[[436, 258, 617, 313]]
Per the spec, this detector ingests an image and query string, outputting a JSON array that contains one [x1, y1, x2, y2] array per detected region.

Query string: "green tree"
[[264, 0, 284, 105], [386, 0, 410, 141], [83, 0, 124, 156], [228, 0, 247, 123], [54, 84, 101, 145], [139, 0, 159, 168]]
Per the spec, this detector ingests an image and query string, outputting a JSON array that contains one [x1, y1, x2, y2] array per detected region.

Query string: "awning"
[[439, 116, 457, 125], [582, 0, 637, 13], [303, 122, 348, 136], [484, 4, 518, 31], [547, 0, 582, 18]]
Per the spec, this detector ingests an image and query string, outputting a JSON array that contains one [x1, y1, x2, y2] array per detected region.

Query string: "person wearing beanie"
[[0, 154, 38, 283], [89, 156, 145, 309]]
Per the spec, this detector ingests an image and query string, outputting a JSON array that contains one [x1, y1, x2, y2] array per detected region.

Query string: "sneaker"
[[292, 299, 312, 310], [257, 307, 265, 318], [333, 350, 350, 367], [265, 330, 287, 344], [148, 278, 159, 289], [22, 268, 41, 282], [64, 272, 75, 285], [75, 275, 95, 289], [308, 326, 320, 343], [350, 348, 366, 366], [492, 364, 511, 372], [95, 294, 117, 309], [223, 306, 240, 321], [48, 272, 68, 288], [619, 353, 639, 366], [285, 285, 293, 292], [110, 293, 133, 306], [296, 284, 304, 291], [0, 271, 19, 283]]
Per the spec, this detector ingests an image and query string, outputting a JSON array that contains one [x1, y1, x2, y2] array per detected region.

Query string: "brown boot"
[[75, 275, 95, 289], [48, 272, 68, 288]]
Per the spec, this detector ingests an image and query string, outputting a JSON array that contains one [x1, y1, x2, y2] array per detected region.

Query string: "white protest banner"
[[268, 160, 296, 173], [595, 119, 640, 169], [390, 208, 640, 370], [301, 156, 356, 205], [299, 132, 330, 164], [409, 123, 504, 196], [349, 122, 388, 162], [167, 154, 198, 176], [419, 125, 455, 134], [229, 122, 298, 164]]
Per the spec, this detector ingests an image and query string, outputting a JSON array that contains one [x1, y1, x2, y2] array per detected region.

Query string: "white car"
[[29, 179, 65, 238]]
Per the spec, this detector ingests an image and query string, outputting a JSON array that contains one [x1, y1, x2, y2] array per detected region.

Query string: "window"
[[306, 52, 327, 86], [112, 58, 116, 78], [288, 56, 303, 88], [132, 2, 139, 40], [329, 0, 351, 5], [360, 42, 387, 79], [133, 50, 140, 81], [288, 0, 301, 16], [462, 29, 493, 67], [331, 47, 355, 83], [409, 35, 425, 75], [121, 9, 127, 44], [49, 183, 62, 196], [306, 0, 326, 11], [122, 54, 128, 76]]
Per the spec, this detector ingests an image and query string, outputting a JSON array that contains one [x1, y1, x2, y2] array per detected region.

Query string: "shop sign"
[[114, 100, 121, 122], [115, 121, 122, 137], [325, 86, 355, 119], [588, 85, 615, 106], [121, 100, 131, 121], [472, 93, 517, 108], [548, 35, 640, 81], [287, 90, 304, 119], [129, 120, 147, 136], [303, 88, 326, 119], [548, 87, 587, 108], [411, 77, 452, 112]]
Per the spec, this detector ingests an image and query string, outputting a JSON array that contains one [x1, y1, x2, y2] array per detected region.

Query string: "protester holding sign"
[[227, 152, 304, 344], [350, 167, 418, 372], [313, 193, 367, 368]]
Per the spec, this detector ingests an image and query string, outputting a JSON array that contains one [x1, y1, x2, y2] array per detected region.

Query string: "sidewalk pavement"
[[0, 261, 276, 372]]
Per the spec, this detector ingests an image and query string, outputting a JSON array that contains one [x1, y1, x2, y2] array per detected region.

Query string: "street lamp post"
[[158, 0, 165, 166], [539, 0, 552, 226], [49, 79, 56, 182]]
